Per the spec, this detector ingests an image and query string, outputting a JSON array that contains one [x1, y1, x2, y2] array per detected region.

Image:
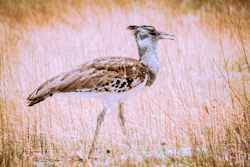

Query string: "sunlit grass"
[[0, 0, 250, 166]]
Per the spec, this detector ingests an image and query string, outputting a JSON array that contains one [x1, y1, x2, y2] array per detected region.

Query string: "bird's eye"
[[149, 30, 158, 36]]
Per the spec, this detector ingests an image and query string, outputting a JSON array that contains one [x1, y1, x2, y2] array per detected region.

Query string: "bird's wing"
[[27, 57, 148, 106]]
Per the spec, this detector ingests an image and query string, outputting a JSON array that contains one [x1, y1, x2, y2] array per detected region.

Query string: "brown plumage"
[[27, 57, 150, 106]]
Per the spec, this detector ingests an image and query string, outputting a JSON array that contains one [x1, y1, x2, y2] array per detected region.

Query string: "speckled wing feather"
[[27, 57, 149, 106]]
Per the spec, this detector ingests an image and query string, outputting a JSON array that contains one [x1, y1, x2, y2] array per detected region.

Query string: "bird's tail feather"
[[27, 93, 52, 107]]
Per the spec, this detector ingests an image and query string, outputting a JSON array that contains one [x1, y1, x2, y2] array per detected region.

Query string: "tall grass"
[[0, 0, 249, 166]]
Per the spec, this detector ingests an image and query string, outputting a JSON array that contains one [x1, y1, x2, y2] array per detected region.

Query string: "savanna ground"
[[0, 0, 250, 166]]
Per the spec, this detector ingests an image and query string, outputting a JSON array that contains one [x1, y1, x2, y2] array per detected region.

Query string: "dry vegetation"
[[0, 0, 250, 166]]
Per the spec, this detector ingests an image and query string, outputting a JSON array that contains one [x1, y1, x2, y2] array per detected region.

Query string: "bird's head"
[[127, 25, 175, 42]]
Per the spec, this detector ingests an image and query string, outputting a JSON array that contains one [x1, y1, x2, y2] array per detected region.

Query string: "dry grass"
[[0, 0, 250, 166]]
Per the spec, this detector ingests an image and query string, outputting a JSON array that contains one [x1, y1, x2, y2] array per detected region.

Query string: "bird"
[[27, 25, 174, 158]]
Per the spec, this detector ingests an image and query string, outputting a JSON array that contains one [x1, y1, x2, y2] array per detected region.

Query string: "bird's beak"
[[159, 31, 175, 40]]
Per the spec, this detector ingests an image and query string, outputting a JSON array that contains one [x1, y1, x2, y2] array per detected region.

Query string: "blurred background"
[[0, 0, 250, 166]]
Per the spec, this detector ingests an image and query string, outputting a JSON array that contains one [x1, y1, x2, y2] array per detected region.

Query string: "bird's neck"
[[137, 40, 160, 75]]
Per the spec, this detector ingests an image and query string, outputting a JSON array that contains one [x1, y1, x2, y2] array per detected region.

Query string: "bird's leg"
[[118, 103, 131, 149], [88, 106, 107, 158]]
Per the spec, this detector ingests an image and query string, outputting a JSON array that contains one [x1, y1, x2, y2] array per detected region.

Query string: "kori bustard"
[[27, 25, 174, 158]]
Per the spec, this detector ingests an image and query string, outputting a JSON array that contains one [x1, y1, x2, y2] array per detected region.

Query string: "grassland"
[[0, 0, 250, 166]]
